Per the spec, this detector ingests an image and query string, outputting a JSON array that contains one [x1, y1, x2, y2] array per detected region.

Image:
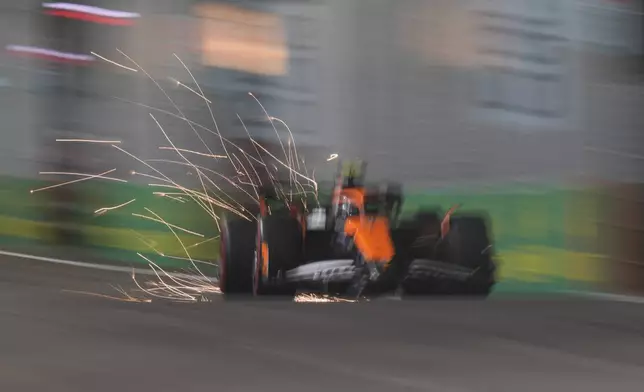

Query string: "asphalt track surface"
[[2, 254, 644, 392]]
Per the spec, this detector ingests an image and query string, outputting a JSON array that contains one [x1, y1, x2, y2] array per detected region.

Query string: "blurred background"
[[0, 0, 643, 295]]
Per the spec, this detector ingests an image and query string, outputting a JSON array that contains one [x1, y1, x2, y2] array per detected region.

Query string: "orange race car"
[[218, 160, 496, 299]]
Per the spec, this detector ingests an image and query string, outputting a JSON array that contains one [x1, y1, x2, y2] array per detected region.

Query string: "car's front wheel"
[[219, 216, 256, 296], [253, 214, 303, 299]]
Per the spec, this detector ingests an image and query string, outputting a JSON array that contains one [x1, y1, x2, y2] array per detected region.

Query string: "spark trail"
[[37, 50, 338, 303]]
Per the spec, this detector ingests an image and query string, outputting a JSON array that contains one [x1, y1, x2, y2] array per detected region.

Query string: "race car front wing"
[[284, 258, 481, 285]]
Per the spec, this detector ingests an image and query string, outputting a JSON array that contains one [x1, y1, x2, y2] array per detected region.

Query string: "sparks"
[[131, 213, 205, 238], [31, 168, 125, 193], [55, 50, 341, 304], [91, 51, 138, 72], [95, 198, 136, 215], [169, 77, 212, 103], [56, 138, 123, 143], [158, 147, 226, 159]]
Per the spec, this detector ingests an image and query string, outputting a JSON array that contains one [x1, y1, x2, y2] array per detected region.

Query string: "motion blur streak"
[[1, 0, 641, 284], [0, 0, 644, 389]]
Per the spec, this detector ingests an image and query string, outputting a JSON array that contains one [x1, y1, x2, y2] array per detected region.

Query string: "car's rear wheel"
[[410, 208, 443, 258], [391, 209, 442, 296], [219, 216, 256, 296], [444, 215, 495, 296], [253, 214, 303, 299], [401, 212, 495, 297]]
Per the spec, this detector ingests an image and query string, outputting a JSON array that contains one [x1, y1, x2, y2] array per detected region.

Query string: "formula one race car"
[[218, 160, 496, 299]]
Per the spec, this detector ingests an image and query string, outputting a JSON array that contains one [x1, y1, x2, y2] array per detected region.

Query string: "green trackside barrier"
[[0, 176, 606, 291], [0, 176, 220, 270]]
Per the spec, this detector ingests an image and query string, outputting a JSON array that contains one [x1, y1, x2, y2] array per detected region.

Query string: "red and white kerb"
[[41, 2, 141, 25]]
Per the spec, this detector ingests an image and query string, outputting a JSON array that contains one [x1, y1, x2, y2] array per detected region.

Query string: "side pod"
[[344, 216, 395, 262]]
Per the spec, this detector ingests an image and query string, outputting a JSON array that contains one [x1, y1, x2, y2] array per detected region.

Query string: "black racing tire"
[[391, 208, 442, 297], [219, 216, 256, 295], [414, 208, 443, 223], [253, 214, 303, 299], [446, 215, 491, 267], [400, 212, 495, 297], [444, 214, 496, 296], [411, 208, 443, 258]]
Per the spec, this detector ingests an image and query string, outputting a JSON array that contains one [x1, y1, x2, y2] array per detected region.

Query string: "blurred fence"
[[0, 0, 643, 293]]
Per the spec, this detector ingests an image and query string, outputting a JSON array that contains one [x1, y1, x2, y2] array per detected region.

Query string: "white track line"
[[0, 249, 218, 282], [562, 290, 644, 305]]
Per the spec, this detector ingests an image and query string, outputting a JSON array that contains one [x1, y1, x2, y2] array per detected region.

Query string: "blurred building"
[[1, 0, 642, 179]]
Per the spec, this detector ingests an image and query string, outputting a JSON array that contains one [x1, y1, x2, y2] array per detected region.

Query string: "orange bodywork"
[[440, 204, 461, 239], [261, 242, 269, 277], [335, 186, 395, 262], [259, 198, 268, 217], [344, 216, 395, 263], [338, 188, 365, 207]]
